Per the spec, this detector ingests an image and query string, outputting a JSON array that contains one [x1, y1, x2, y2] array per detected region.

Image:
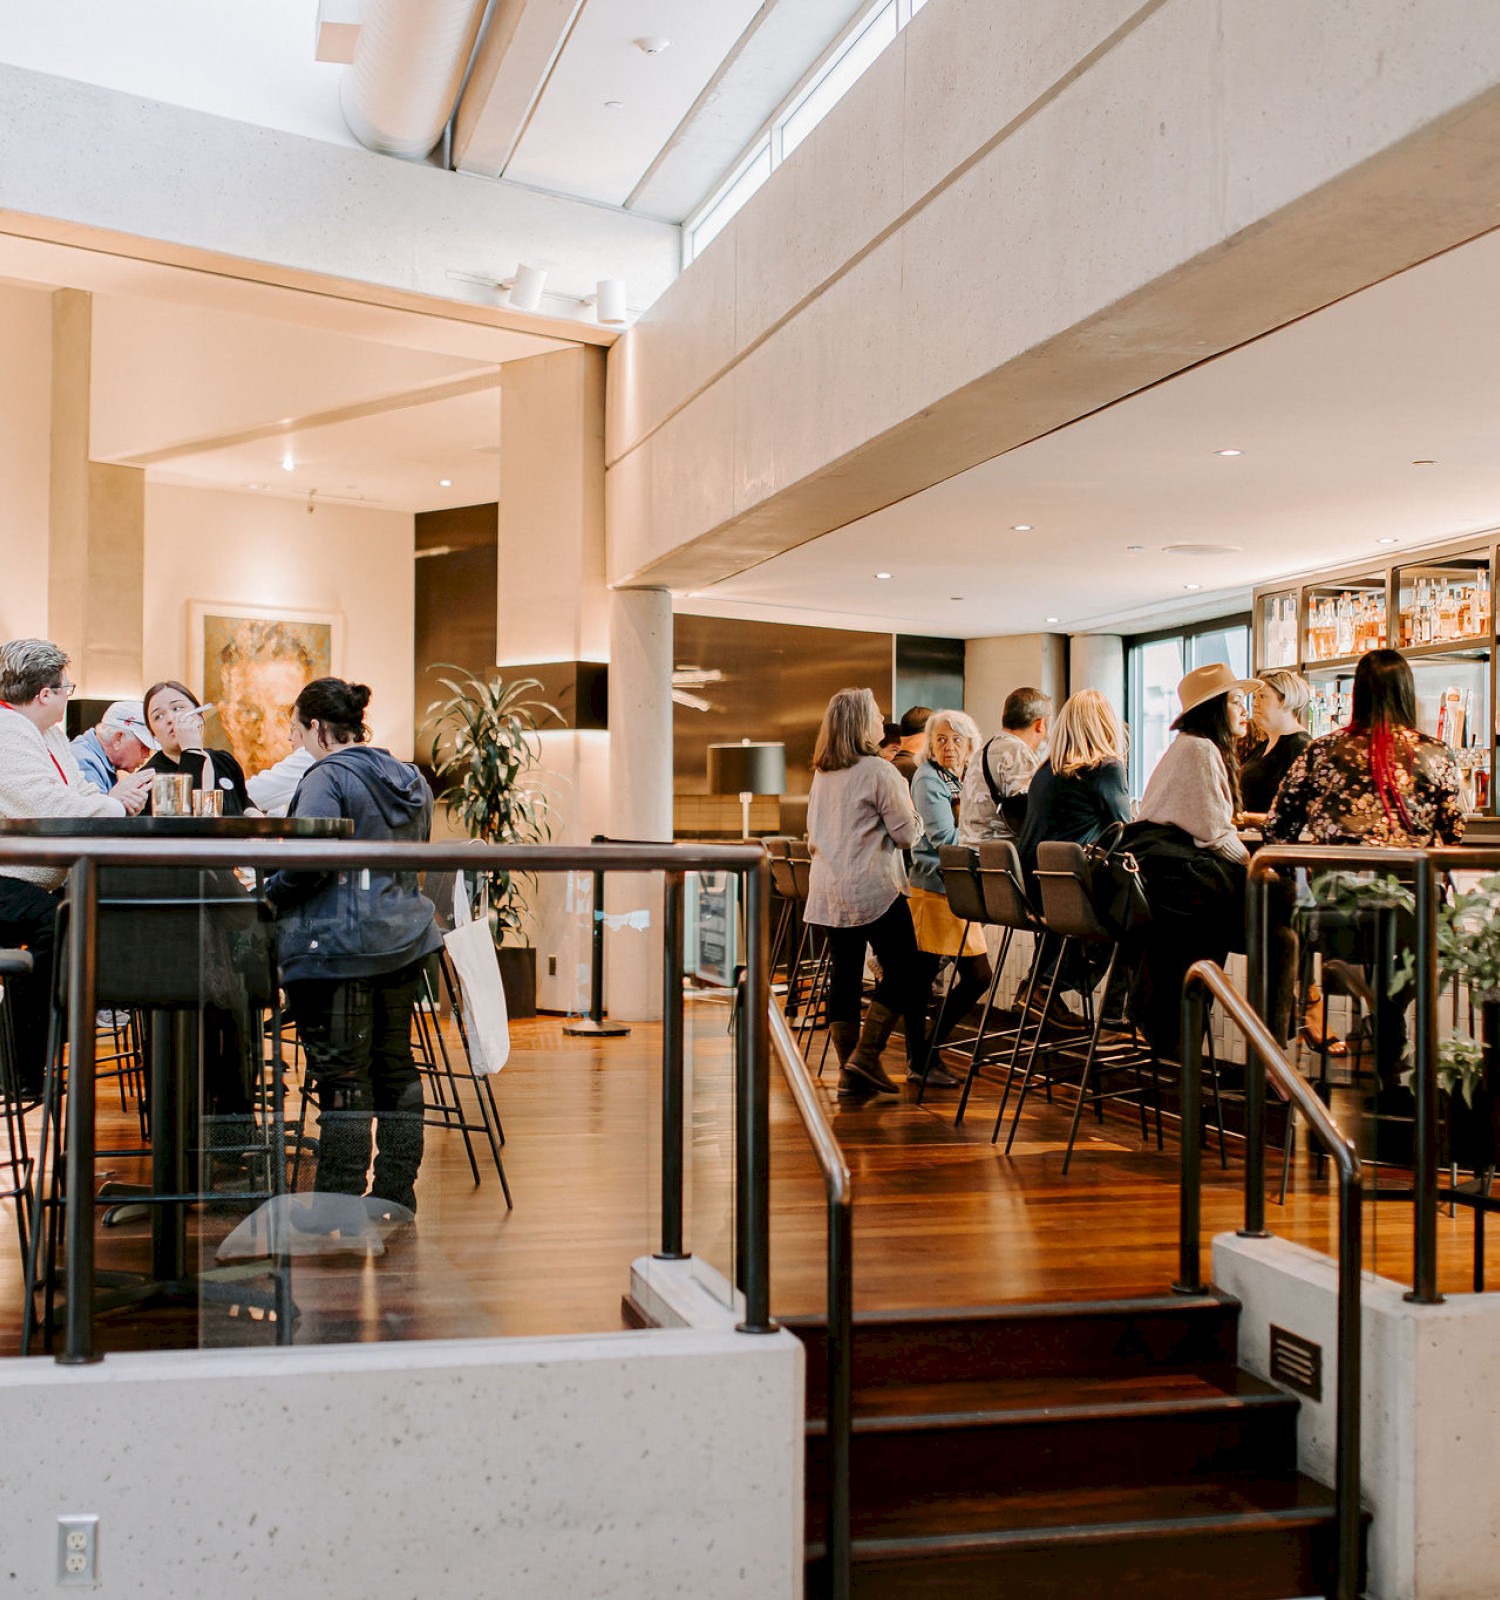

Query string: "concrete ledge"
[[1215, 1231, 1500, 1600]]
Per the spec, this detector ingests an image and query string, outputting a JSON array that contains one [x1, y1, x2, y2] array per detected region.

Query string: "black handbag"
[[1082, 822, 1153, 941]]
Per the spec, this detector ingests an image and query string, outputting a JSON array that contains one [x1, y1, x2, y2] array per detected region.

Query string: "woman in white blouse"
[[806, 687, 925, 1098]]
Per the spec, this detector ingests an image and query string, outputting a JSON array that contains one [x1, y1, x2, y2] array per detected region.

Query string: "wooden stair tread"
[[808, 1472, 1340, 1558], [808, 1365, 1295, 1433], [786, 1290, 1232, 1338]]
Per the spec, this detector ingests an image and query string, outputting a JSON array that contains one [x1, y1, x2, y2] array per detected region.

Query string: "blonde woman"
[[1014, 689, 1131, 881], [806, 687, 926, 1099], [1239, 668, 1312, 820], [908, 710, 990, 1087]]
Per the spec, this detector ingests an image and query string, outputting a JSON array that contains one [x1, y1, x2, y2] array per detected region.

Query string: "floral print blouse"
[[1263, 728, 1466, 847]]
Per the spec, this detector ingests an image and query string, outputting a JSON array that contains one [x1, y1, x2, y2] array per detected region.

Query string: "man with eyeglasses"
[[0, 639, 152, 1094]]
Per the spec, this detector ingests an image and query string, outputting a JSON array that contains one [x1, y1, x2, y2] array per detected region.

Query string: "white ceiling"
[[692, 226, 1500, 639]]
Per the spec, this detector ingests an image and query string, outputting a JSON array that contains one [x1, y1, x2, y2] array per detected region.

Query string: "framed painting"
[[188, 601, 344, 775]]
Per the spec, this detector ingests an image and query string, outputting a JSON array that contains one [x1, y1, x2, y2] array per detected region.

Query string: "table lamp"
[[707, 739, 787, 838]]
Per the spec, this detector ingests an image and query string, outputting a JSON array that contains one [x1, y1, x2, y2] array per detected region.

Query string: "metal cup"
[[151, 774, 192, 816], [192, 788, 224, 818]]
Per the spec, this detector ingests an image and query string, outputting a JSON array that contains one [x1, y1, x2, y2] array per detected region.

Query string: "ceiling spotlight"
[[604, 99, 625, 110], [1011, 523, 1033, 531], [503, 263, 547, 311], [634, 36, 670, 54], [281, 453, 295, 472], [950, 596, 963, 602], [1411, 459, 1437, 466], [1045, 616, 1060, 624], [1183, 583, 1202, 591], [1126, 544, 1144, 552], [595, 278, 628, 325], [1376, 536, 1399, 545], [438, 478, 453, 488], [874, 571, 893, 580], [1214, 448, 1244, 457]]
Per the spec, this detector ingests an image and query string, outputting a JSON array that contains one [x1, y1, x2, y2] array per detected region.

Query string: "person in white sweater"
[[1137, 662, 1259, 861], [0, 639, 151, 1092]]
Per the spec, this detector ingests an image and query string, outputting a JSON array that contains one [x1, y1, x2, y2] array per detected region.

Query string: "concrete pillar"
[[1069, 634, 1126, 725], [497, 346, 611, 1014], [48, 289, 144, 695], [964, 633, 1067, 735], [605, 586, 672, 1023]]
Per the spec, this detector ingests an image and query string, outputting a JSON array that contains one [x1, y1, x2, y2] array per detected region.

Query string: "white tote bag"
[[443, 872, 510, 1075]]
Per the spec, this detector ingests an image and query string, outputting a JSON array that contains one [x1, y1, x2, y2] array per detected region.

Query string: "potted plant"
[[426, 667, 556, 1017]]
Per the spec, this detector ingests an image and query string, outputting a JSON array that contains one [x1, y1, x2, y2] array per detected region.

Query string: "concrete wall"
[[144, 482, 416, 758], [0, 280, 53, 637], [1070, 634, 1126, 724], [606, 0, 1500, 589], [0, 1324, 803, 1599], [1215, 1233, 1500, 1599]]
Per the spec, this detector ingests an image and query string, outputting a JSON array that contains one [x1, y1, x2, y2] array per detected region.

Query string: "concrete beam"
[[605, 0, 1500, 589]]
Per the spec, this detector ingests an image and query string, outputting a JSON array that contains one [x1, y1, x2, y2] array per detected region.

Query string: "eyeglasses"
[[47, 681, 76, 698]]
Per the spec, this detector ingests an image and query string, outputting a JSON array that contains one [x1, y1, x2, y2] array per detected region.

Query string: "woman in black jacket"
[[266, 679, 441, 1215], [142, 681, 252, 814]]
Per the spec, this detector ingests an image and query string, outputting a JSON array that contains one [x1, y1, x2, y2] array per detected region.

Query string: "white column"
[[605, 585, 672, 1022]]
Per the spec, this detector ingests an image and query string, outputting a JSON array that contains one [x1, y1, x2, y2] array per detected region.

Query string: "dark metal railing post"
[[1242, 867, 1272, 1238], [1408, 855, 1443, 1304], [1335, 1148, 1364, 1600], [562, 835, 630, 1038], [1174, 983, 1206, 1294], [657, 870, 687, 1261], [737, 855, 774, 1334], [60, 858, 100, 1366]]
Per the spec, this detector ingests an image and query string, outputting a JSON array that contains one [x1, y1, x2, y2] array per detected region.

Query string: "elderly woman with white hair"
[[907, 709, 992, 1087]]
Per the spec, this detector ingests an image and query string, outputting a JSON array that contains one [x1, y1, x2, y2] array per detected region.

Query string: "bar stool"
[[764, 838, 800, 990], [1001, 841, 1160, 1174], [786, 844, 831, 1052], [0, 951, 37, 1294], [913, 845, 988, 1102]]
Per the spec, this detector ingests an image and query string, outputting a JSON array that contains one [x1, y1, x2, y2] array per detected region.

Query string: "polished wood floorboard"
[[0, 995, 1494, 1354]]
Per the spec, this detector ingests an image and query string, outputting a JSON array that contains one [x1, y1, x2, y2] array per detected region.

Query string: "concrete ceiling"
[[689, 226, 1500, 639]]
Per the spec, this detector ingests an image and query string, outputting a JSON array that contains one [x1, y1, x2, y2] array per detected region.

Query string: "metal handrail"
[[1247, 842, 1500, 1302], [1174, 960, 1363, 1600], [2, 836, 773, 1361], [768, 1004, 852, 1600]]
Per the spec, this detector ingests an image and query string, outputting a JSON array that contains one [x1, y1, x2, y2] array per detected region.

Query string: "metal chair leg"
[[956, 929, 1012, 1126]]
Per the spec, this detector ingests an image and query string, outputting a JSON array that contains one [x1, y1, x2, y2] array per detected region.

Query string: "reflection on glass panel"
[[781, 2, 898, 158], [1129, 637, 1184, 795], [1189, 624, 1250, 678], [689, 141, 772, 257]]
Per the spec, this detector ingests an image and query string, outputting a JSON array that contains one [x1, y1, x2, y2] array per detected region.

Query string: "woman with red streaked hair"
[[1264, 650, 1464, 848]]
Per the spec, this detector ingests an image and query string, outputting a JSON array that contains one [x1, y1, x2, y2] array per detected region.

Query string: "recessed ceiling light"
[[1411, 459, 1436, 466], [604, 100, 625, 110], [246, 481, 266, 491], [1183, 583, 1202, 591], [279, 416, 293, 425], [950, 596, 963, 602], [438, 478, 453, 487], [281, 453, 295, 472], [634, 36, 670, 54], [1011, 523, 1033, 531], [1214, 449, 1244, 457], [1376, 536, 1399, 545], [874, 571, 893, 580], [1126, 544, 1144, 552], [1045, 616, 1059, 624]]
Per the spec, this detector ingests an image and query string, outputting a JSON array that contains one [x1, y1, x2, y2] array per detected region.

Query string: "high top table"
[[0, 814, 350, 1350]]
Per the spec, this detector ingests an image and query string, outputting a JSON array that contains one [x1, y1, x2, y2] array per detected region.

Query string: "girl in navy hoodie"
[[267, 679, 441, 1215]]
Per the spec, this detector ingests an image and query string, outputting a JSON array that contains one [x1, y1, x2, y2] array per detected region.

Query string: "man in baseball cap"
[[71, 699, 158, 794]]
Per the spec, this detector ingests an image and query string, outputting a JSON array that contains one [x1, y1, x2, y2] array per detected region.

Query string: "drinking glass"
[[192, 788, 224, 818], [152, 774, 192, 816]]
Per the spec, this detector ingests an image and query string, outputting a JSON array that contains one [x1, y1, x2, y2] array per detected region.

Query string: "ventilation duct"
[[340, 0, 489, 161]]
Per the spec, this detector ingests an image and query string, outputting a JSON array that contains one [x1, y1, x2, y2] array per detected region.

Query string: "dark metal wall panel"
[[413, 502, 498, 752], [895, 634, 966, 722]]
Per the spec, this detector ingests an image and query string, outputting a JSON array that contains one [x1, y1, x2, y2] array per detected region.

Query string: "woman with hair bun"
[[266, 678, 441, 1216]]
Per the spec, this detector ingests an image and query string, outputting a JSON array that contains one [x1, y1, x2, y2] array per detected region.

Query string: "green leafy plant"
[[1303, 869, 1500, 1105], [425, 667, 557, 944]]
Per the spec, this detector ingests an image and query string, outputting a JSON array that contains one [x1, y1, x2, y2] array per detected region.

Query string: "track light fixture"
[[501, 264, 547, 312], [594, 279, 627, 325]]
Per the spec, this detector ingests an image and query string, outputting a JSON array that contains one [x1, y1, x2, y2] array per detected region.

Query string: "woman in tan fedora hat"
[[1125, 662, 1261, 1056]]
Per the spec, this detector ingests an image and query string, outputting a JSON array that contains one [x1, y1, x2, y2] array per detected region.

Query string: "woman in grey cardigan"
[[806, 687, 926, 1098]]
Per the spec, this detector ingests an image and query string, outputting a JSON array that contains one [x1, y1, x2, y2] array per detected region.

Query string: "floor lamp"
[[707, 740, 787, 838]]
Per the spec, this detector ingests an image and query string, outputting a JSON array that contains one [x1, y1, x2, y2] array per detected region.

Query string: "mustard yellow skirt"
[[908, 887, 987, 958]]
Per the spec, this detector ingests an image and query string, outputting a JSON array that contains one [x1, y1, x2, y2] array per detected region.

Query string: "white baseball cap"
[[99, 700, 159, 751]]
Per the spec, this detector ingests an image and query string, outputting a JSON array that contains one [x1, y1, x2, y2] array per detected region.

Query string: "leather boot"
[[370, 1082, 426, 1216], [844, 1003, 901, 1095], [830, 1022, 861, 1068]]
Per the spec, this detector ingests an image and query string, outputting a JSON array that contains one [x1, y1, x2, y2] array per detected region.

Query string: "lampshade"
[[707, 740, 786, 796]]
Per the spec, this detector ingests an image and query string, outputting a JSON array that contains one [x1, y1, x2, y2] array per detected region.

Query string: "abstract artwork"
[[189, 602, 343, 776]]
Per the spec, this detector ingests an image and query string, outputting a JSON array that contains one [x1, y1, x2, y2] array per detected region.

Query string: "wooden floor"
[[0, 995, 1494, 1354]]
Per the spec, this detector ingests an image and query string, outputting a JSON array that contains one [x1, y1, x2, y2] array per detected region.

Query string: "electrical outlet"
[[56, 1515, 97, 1587], [547, 954, 558, 976]]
